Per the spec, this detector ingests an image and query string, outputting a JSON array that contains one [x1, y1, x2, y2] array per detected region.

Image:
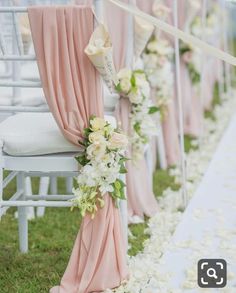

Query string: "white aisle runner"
[[160, 115, 236, 292]]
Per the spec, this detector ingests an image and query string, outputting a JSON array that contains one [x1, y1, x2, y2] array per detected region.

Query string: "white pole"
[[173, 0, 188, 208], [218, 0, 225, 100], [199, 0, 207, 145], [12, 21, 21, 101], [222, 0, 232, 96], [94, 0, 104, 22], [121, 0, 135, 248], [228, 1, 235, 86], [125, 0, 134, 68]]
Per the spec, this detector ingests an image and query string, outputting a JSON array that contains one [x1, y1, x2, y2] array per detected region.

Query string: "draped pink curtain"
[[28, 6, 128, 293], [105, 0, 158, 220], [166, 0, 203, 137], [137, 0, 180, 166], [177, 0, 203, 137]]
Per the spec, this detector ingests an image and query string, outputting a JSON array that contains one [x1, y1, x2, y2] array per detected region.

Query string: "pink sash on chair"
[[28, 6, 128, 293], [137, 0, 180, 166], [174, 0, 203, 137], [105, 0, 159, 220]]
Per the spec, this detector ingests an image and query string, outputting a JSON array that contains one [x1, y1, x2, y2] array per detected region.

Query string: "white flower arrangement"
[[71, 116, 128, 218], [143, 37, 174, 118], [180, 5, 219, 86], [115, 68, 158, 161]]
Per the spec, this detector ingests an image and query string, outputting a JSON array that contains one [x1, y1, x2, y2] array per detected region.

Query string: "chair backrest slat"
[[0, 6, 47, 113], [11, 11, 24, 55]]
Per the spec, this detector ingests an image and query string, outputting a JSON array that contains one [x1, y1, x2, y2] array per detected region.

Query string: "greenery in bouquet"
[[71, 116, 129, 218], [115, 68, 158, 162]]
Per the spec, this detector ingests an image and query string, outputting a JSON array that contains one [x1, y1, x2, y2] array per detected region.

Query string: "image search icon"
[[198, 259, 227, 288]]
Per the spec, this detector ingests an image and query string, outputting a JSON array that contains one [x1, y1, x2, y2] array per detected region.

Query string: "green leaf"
[[115, 83, 122, 93], [134, 122, 141, 133], [119, 162, 127, 174], [119, 154, 130, 163], [75, 155, 89, 166], [78, 140, 86, 147], [84, 127, 91, 137], [130, 74, 136, 87], [134, 69, 144, 74], [116, 178, 126, 187], [148, 106, 159, 114], [114, 180, 121, 190]]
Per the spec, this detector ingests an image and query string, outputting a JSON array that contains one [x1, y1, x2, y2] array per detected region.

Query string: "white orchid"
[[72, 116, 128, 217]]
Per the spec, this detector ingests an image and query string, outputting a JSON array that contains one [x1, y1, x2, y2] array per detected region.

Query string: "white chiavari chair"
[[0, 4, 128, 253]]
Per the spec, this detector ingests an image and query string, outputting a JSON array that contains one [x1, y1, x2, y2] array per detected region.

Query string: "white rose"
[[120, 78, 131, 93], [128, 89, 143, 104], [90, 117, 106, 131], [86, 143, 106, 160], [117, 68, 132, 80], [88, 131, 105, 144], [108, 132, 129, 150]]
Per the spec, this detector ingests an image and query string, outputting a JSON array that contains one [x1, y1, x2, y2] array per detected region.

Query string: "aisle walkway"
[[160, 114, 236, 291]]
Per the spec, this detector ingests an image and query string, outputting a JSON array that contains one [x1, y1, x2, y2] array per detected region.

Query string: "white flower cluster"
[[72, 117, 128, 218], [191, 8, 219, 40], [143, 38, 174, 115], [116, 68, 157, 161], [181, 5, 220, 86], [107, 90, 236, 292]]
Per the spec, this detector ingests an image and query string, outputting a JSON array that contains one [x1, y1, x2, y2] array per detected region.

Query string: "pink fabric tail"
[[180, 59, 202, 137], [50, 195, 128, 293], [28, 6, 128, 293], [116, 99, 158, 220], [162, 100, 181, 166]]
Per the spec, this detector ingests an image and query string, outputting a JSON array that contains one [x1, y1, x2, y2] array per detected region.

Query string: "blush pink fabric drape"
[[105, 0, 158, 220], [137, 0, 180, 166], [175, 0, 203, 137], [28, 6, 128, 293]]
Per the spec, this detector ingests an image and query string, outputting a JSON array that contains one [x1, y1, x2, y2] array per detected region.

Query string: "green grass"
[[204, 82, 221, 121]]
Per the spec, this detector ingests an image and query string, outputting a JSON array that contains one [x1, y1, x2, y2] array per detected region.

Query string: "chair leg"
[[17, 172, 28, 253], [36, 177, 50, 217], [0, 140, 3, 220], [66, 177, 73, 194], [119, 174, 128, 250], [50, 176, 57, 194], [145, 144, 154, 188], [14, 176, 35, 220], [157, 126, 167, 170], [25, 177, 35, 220]]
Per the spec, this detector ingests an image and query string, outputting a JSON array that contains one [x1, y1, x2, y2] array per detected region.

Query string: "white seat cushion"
[[0, 113, 116, 156]]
